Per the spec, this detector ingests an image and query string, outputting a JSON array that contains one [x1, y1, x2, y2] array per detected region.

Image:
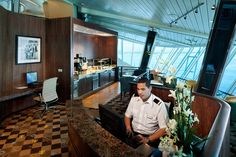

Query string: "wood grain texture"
[[45, 17, 72, 102], [74, 33, 98, 59], [0, 7, 8, 95], [0, 7, 45, 122], [73, 33, 117, 64], [0, 7, 117, 108], [0, 7, 45, 97], [97, 36, 117, 64], [73, 18, 117, 63]]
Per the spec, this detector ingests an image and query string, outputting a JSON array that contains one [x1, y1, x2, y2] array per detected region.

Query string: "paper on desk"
[[15, 86, 28, 89]]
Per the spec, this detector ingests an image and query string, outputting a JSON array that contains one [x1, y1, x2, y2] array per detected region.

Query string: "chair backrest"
[[42, 77, 58, 102], [186, 80, 197, 91], [120, 76, 136, 92]]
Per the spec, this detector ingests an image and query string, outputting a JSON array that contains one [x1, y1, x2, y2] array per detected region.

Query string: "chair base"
[[39, 107, 53, 118], [35, 102, 57, 119]]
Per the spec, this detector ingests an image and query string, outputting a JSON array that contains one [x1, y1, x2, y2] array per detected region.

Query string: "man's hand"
[[137, 135, 150, 144], [126, 128, 133, 138]]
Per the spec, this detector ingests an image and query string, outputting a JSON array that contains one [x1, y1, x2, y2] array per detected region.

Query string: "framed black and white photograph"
[[16, 35, 41, 64]]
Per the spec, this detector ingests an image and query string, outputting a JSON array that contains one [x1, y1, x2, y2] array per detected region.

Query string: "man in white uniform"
[[124, 77, 169, 147]]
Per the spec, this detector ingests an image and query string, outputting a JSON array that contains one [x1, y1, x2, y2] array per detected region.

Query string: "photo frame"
[[16, 35, 41, 64]]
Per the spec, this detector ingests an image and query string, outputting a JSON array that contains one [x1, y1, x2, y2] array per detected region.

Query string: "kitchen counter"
[[67, 100, 152, 157], [73, 65, 117, 98], [74, 65, 116, 80]]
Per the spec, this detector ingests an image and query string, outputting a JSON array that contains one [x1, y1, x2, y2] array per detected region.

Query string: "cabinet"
[[0, 89, 39, 121], [99, 69, 116, 86], [109, 69, 115, 82], [73, 79, 79, 97], [76, 68, 116, 97], [99, 71, 110, 86], [91, 73, 99, 90], [78, 76, 93, 97]]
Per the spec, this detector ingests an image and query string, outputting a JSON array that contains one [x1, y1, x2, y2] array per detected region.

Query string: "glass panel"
[[132, 42, 144, 67], [123, 40, 133, 65], [148, 46, 205, 81], [117, 37, 207, 82], [117, 39, 123, 65], [0, 0, 12, 11], [217, 31, 236, 97], [117, 38, 144, 67]]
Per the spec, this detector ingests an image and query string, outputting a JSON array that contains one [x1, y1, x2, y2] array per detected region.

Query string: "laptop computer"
[[26, 71, 42, 88]]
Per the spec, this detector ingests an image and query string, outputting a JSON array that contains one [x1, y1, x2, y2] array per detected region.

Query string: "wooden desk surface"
[[0, 86, 42, 102]]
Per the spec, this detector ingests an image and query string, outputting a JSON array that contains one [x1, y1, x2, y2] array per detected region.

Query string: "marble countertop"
[[67, 100, 149, 157]]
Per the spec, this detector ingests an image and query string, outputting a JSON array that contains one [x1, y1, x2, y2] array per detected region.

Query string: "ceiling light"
[[73, 24, 114, 36], [211, 4, 216, 10], [170, 2, 204, 25]]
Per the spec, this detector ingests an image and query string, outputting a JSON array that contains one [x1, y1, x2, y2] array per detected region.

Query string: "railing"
[[117, 66, 139, 79], [117, 66, 235, 99], [216, 90, 234, 99]]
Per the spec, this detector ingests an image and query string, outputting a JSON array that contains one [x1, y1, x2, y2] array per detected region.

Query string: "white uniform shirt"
[[125, 94, 169, 135]]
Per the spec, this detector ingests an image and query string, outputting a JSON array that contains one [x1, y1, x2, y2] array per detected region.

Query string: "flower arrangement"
[[159, 82, 199, 156], [165, 66, 177, 88]]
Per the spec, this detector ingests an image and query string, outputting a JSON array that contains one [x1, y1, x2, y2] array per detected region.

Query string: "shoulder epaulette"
[[153, 98, 160, 105]]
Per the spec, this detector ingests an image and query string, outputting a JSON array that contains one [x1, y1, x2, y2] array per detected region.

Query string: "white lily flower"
[[176, 82, 185, 89], [166, 75, 175, 84], [168, 119, 177, 131], [184, 109, 193, 117], [168, 66, 177, 74], [192, 96, 195, 102], [160, 82, 200, 155], [194, 114, 199, 123], [168, 90, 176, 99]]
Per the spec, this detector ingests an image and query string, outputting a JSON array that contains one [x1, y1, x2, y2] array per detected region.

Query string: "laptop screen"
[[26, 71, 38, 84]]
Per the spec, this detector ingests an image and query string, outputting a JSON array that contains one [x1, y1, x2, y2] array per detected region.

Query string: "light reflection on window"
[[118, 37, 236, 96]]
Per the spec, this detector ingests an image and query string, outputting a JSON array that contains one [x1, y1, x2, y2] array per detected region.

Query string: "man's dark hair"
[[137, 77, 151, 87]]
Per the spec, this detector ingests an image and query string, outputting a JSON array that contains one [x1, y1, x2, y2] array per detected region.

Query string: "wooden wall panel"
[[98, 36, 117, 64], [45, 17, 72, 102], [73, 18, 117, 63], [73, 33, 117, 63], [0, 7, 45, 97], [74, 33, 98, 59], [0, 7, 8, 95], [9, 13, 46, 87], [0, 9, 117, 103]]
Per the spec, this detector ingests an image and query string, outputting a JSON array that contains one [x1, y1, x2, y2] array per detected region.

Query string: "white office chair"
[[34, 77, 58, 117]]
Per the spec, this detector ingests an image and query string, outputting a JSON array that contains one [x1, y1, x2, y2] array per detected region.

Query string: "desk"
[[68, 100, 152, 157], [0, 86, 42, 122]]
